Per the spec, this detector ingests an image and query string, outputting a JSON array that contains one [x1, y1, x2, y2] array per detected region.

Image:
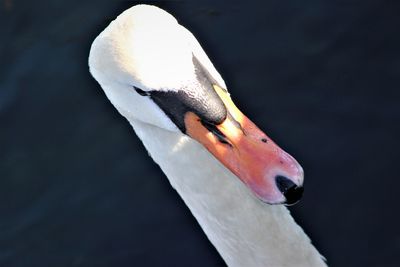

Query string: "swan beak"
[[185, 85, 304, 205]]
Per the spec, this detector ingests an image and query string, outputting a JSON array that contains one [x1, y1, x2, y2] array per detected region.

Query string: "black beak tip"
[[275, 175, 304, 206]]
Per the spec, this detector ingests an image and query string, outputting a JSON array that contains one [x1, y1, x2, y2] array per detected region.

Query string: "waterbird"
[[88, 5, 326, 266]]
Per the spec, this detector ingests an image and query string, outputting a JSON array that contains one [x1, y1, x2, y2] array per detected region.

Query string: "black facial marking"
[[201, 120, 233, 147], [148, 54, 227, 133], [192, 54, 227, 93], [134, 86, 150, 96]]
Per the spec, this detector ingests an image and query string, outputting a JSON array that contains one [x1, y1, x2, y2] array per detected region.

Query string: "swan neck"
[[129, 119, 326, 267]]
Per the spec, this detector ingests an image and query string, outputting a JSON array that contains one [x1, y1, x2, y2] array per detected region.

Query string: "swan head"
[[89, 5, 304, 205]]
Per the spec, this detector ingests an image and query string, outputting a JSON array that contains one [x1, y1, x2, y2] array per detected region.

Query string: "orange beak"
[[185, 85, 304, 205]]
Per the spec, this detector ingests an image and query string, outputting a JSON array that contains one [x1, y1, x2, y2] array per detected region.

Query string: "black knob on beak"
[[275, 175, 304, 205]]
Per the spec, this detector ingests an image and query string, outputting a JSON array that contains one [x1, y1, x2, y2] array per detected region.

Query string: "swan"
[[88, 5, 326, 267]]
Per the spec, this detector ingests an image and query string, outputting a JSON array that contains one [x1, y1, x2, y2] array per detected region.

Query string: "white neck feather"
[[129, 119, 326, 267]]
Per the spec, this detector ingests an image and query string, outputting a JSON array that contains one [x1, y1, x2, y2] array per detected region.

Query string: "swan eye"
[[134, 86, 150, 96]]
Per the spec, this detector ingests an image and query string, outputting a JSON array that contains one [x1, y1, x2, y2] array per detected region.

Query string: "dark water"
[[1, 1, 399, 266]]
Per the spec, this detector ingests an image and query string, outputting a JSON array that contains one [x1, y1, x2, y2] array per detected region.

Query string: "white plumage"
[[89, 5, 327, 266]]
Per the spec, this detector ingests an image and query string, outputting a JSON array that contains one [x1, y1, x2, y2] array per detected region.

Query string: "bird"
[[88, 4, 327, 267]]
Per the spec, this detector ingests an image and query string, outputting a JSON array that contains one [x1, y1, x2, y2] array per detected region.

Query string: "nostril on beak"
[[275, 175, 304, 206]]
